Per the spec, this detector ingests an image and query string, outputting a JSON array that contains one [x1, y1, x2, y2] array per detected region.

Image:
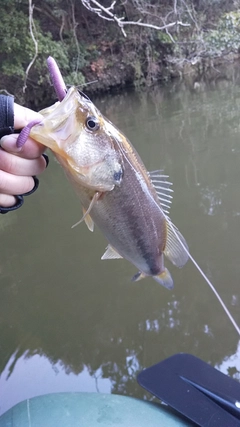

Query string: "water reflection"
[[199, 185, 226, 216], [0, 352, 111, 415], [217, 340, 240, 381], [1, 75, 240, 414]]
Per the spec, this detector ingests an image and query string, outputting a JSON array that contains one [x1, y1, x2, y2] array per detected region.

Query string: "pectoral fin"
[[101, 245, 123, 260], [164, 221, 189, 267], [72, 192, 99, 229], [83, 209, 94, 232]]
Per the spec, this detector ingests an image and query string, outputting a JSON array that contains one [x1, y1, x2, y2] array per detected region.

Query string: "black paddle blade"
[[137, 353, 240, 427]]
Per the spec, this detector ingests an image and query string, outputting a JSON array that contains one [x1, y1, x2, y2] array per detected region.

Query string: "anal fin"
[[131, 271, 146, 282], [101, 245, 123, 260]]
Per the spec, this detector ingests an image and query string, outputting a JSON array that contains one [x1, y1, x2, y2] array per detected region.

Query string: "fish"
[[30, 86, 189, 289]]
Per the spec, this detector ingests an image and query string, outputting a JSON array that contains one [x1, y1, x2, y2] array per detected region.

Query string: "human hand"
[[0, 102, 48, 210]]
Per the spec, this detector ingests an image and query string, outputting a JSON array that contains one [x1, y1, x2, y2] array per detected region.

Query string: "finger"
[[0, 170, 35, 195], [0, 134, 45, 159], [14, 103, 43, 129], [0, 149, 47, 176], [0, 193, 16, 208]]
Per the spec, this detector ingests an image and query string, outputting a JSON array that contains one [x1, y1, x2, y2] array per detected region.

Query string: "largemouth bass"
[[30, 87, 188, 289]]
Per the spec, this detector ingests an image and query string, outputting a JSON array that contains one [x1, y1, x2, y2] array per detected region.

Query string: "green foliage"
[[64, 71, 85, 88], [156, 31, 174, 44], [132, 59, 144, 86], [65, 38, 88, 86], [0, 0, 86, 104], [0, 9, 31, 78], [34, 32, 69, 85], [0, 5, 69, 88], [205, 11, 240, 55]]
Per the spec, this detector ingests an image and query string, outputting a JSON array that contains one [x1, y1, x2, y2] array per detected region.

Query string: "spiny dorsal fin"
[[101, 245, 123, 260], [149, 170, 173, 214], [164, 221, 189, 267], [149, 171, 188, 265]]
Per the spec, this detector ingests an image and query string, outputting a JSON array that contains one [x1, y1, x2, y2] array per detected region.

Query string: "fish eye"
[[86, 116, 100, 131]]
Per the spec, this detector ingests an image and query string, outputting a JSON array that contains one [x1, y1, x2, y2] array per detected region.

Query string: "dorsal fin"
[[164, 221, 189, 267], [149, 170, 173, 214], [149, 170, 187, 265]]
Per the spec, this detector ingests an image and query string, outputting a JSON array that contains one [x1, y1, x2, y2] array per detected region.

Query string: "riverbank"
[[81, 51, 240, 97], [1, 1, 240, 108]]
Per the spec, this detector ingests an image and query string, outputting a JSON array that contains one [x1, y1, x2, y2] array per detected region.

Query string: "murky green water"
[[1, 76, 240, 415]]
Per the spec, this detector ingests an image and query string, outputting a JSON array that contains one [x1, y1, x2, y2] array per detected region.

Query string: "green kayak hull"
[[0, 392, 191, 426]]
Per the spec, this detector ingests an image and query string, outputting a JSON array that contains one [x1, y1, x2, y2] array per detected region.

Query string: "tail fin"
[[152, 268, 174, 290], [132, 269, 174, 290]]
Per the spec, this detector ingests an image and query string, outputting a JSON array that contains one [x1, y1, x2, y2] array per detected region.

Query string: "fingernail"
[[22, 176, 39, 196], [0, 135, 22, 152], [42, 153, 49, 168], [0, 196, 24, 214]]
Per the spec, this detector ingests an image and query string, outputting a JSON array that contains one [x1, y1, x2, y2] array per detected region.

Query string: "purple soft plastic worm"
[[47, 56, 67, 101], [16, 57, 67, 148], [16, 119, 43, 148]]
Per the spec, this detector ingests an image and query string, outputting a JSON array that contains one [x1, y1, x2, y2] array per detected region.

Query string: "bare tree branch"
[[70, 0, 81, 74], [181, 0, 200, 32], [23, 0, 38, 93], [81, 0, 190, 37], [173, 0, 178, 16]]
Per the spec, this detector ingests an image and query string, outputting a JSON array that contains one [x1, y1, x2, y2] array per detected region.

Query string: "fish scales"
[[87, 156, 167, 276], [30, 86, 188, 289]]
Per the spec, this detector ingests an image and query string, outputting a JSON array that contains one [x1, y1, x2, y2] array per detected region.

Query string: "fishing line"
[[165, 215, 240, 337], [134, 169, 239, 335]]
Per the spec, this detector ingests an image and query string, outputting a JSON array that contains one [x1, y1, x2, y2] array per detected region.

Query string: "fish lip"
[[78, 90, 91, 101]]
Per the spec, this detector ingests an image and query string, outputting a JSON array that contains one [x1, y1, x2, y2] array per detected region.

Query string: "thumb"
[[14, 103, 43, 129]]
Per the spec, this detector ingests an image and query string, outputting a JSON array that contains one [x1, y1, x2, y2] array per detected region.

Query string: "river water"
[[1, 76, 240, 415]]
